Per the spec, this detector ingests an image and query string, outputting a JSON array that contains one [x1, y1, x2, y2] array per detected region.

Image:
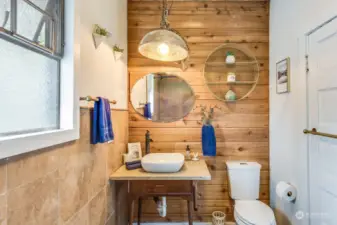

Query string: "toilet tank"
[[226, 161, 261, 200]]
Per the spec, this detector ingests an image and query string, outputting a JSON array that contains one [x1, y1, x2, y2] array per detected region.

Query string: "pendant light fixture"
[[138, 0, 189, 62]]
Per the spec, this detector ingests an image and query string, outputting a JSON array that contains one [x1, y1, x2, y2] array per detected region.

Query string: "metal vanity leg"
[[138, 198, 142, 225], [128, 197, 135, 225], [187, 199, 193, 225], [192, 181, 198, 211]]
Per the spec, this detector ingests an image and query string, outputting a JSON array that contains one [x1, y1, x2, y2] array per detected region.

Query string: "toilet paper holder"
[[276, 181, 297, 202]]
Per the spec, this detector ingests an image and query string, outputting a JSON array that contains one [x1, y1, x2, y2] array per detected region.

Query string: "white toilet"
[[226, 161, 276, 225]]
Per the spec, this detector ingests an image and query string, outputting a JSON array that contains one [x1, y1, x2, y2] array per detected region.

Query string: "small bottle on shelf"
[[227, 72, 236, 83]]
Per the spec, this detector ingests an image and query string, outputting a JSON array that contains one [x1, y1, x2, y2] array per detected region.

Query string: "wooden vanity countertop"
[[109, 160, 211, 181]]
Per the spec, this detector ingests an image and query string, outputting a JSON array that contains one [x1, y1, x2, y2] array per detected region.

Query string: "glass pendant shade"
[[139, 29, 189, 62]]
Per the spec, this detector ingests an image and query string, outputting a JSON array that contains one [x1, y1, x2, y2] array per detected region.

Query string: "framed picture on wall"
[[276, 58, 290, 94]]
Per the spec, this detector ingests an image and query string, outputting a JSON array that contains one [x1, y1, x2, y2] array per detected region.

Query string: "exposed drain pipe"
[[154, 196, 167, 217]]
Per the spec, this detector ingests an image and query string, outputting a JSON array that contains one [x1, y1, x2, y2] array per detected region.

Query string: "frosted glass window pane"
[[17, 0, 54, 48], [0, 38, 60, 136], [28, 0, 50, 10], [0, 0, 10, 30]]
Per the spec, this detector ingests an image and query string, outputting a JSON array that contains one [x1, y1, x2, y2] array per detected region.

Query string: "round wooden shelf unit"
[[204, 44, 260, 102]]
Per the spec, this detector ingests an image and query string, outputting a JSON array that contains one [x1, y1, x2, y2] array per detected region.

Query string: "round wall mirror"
[[131, 73, 196, 123]]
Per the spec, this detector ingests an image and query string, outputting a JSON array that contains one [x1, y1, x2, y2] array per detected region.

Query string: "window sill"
[[0, 128, 79, 160]]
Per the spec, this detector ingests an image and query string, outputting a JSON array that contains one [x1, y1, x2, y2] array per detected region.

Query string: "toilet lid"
[[235, 200, 275, 225]]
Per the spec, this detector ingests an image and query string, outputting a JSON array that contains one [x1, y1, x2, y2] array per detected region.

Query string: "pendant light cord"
[[160, 0, 171, 29]]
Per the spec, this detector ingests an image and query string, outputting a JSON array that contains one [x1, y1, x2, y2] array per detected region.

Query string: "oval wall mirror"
[[131, 73, 196, 123]]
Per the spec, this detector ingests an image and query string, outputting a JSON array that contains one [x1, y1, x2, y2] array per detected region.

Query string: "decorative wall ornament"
[[204, 44, 260, 102], [92, 25, 125, 61], [112, 44, 124, 61], [92, 24, 111, 49], [276, 57, 291, 94], [225, 89, 237, 101], [227, 72, 236, 82], [226, 51, 236, 64]]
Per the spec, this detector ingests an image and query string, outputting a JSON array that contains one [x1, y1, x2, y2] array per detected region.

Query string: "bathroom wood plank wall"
[[128, 0, 269, 222]]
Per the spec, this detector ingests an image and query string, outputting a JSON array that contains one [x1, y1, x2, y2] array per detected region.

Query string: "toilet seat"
[[234, 200, 276, 225]]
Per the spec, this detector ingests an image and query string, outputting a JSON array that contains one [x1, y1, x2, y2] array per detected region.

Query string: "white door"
[[307, 17, 337, 225]]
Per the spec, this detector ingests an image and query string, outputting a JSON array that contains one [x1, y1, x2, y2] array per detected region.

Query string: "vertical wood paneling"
[[128, 0, 269, 222]]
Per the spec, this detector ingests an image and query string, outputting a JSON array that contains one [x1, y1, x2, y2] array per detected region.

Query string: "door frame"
[[305, 15, 337, 225]]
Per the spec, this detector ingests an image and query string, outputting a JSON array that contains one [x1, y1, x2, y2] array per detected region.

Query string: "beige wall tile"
[[7, 147, 59, 190], [0, 109, 128, 225], [0, 194, 7, 225], [88, 189, 106, 225], [58, 144, 90, 223], [7, 171, 58, 225], [87, 144, 107, 199], [64, 205, 89, 225], [106, 143, 125, 179], [0, 164, 7, 195], [80, 110, 91, 144]]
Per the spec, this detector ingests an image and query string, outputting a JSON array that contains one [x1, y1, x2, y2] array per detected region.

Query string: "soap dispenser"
[[186, 145, 191, 160]]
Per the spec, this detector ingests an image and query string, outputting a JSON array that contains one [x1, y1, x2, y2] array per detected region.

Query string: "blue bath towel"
[[91, 97, 114, 144], [144, 102, 152, 120]]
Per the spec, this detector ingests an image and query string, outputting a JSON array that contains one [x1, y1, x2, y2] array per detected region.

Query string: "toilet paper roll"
[[276, 181, 297, 202]]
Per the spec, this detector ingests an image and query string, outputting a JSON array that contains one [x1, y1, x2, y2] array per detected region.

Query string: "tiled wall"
[[0, 108, 128, 225]]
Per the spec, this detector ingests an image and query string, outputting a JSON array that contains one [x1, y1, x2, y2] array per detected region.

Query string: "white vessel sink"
[[141, 153, 185, 173]]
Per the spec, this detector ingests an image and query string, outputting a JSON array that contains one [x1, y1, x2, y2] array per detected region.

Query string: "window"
[[0, 38, 60, 136], [0, 0, 63, 55], [0, 0, 63, 136], [0, 0, 78, 158]]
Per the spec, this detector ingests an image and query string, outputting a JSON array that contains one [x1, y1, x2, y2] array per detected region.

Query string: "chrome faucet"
[[145, 130, 153, 155]]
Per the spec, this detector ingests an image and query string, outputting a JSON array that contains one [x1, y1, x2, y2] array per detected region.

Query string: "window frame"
[[0, 0, 79, 159], [0, 0, 65, 56]]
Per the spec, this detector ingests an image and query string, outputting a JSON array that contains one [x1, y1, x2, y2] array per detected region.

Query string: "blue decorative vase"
[[202, 125, 216, 156]]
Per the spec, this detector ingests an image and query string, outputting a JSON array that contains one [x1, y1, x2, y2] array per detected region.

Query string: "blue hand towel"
[[144, 102, 152, 120], [91, 97, 114, 144]]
